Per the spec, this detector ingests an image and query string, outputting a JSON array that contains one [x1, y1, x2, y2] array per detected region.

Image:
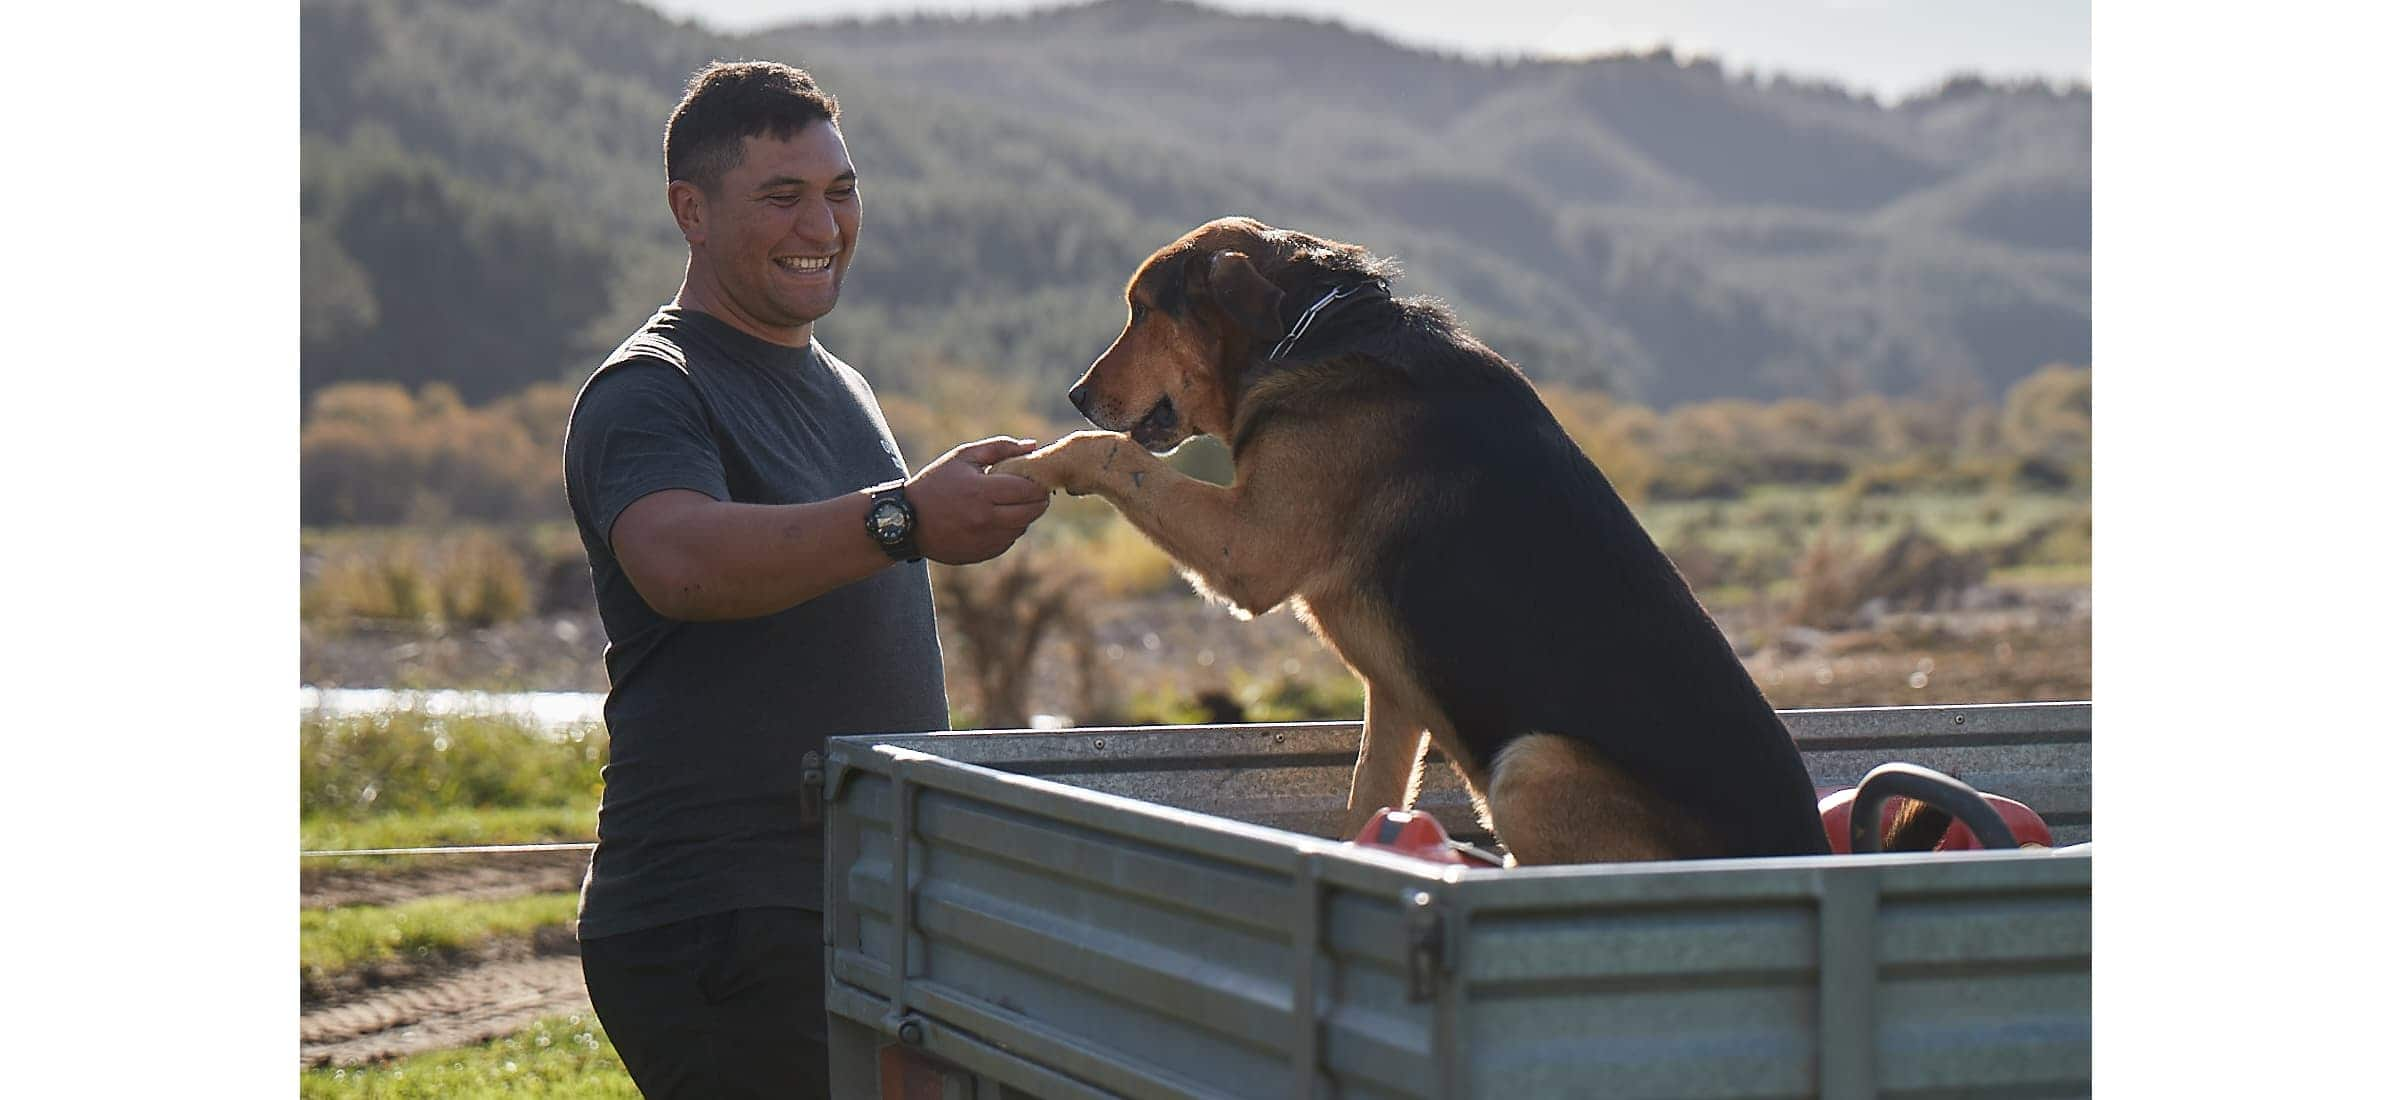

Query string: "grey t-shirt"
[[563, 306, 949, 940]]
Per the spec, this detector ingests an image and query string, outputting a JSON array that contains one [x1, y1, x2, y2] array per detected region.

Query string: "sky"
[[643, 0, 2089, 100]]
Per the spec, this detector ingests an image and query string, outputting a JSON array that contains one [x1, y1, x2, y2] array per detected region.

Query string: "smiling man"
[[562, 61, 1051, 1098]]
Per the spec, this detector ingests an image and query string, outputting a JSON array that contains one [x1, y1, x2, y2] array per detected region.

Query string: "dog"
[[995, 217, 1831, 864]]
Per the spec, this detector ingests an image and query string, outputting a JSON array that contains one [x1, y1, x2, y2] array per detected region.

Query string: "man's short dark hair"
[[665, 61, 841, 192]]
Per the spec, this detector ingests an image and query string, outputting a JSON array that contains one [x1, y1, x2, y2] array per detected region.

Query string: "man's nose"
[[798, 198, 840, 245], [1067, 382, 1091, 415]]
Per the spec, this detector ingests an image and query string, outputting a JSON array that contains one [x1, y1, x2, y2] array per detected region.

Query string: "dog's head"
[[1067, 216, 1394, 452]]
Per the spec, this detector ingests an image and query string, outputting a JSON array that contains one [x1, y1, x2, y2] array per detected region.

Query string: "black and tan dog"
[[996, 217, 1830, 864]]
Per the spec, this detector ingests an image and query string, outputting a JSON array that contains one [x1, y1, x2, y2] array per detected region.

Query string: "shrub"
[[1992, 506, 2092, 568], [1840, 455, 1948, 497], [1787, 529, 1868, 629], [305, 539, 439, 623], [301, 382, 564, 526], [1648, 463, 1750, 501], [2000, 363, 2092, 460], [1850, 528, 1988, 612], [300, 708, 606, 820], [439, 532, 533, 627], [1541, 384, 1660, 504], [303, 529, 544, 627], [1665, 538, 1730, 592]]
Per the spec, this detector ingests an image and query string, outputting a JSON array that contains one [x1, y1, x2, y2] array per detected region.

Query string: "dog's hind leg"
[[1484, 734, 1719, 865], [1341, 685, 1431, 837]]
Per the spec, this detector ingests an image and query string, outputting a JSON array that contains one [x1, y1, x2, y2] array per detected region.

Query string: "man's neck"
[[675, 263, 813, 347]]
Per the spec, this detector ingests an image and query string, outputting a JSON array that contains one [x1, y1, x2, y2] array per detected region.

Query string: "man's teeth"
[[776, 256, 832, 271]]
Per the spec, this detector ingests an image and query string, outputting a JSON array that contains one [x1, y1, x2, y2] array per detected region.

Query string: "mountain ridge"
[[300, 0, 2089, 411]]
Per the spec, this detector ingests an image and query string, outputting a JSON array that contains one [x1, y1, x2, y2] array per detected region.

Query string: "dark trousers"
[[581, 907, 829, 1099]]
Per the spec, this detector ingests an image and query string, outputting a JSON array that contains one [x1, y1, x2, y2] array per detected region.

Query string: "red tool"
[[1348, 808, 1506, 867], [1817, 764, 2055, 854]]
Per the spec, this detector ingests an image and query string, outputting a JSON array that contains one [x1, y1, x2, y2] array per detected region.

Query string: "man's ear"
[[1198, 251, 1284, 342], [668, 179, 708, 245]]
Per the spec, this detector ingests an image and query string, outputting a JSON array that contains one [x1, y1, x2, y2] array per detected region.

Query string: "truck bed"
[[822, 701, 2091, 1099]]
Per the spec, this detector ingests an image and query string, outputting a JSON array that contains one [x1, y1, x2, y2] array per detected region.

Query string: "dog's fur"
[[996, 217, 1830, 863]]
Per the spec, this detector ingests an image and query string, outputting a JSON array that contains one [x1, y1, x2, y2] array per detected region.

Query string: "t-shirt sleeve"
[[564, 360, 730, 553]]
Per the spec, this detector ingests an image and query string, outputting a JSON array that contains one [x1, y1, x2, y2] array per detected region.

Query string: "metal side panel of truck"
[[821, 701, 2091, 1100]]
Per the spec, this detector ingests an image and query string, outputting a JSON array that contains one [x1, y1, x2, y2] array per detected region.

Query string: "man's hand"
[[990, 430, 1135, 496], [909, 437, 1052, 564]]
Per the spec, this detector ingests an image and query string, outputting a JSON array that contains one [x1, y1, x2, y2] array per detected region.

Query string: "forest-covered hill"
[[301, 0, 2089, 414]]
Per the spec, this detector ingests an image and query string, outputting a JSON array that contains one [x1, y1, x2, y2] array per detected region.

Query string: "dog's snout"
[[1067, 382, 1091, 415]]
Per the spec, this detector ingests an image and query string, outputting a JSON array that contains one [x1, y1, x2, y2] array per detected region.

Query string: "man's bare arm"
[[612, 437, 1050, 621]]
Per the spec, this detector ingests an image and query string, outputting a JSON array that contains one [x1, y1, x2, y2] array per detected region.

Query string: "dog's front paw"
[[988, 453, 1058, 492], [993, 431, 1130, 496]]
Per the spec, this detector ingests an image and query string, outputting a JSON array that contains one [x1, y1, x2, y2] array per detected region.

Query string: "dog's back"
[[1337, 316, 1830, 858]]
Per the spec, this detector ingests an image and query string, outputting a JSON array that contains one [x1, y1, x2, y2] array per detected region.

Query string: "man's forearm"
[[614, 489, 894, 622]]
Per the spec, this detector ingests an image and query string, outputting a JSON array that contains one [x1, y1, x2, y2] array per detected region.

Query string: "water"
[[299, 687, 1076, 731], [299, 686, 606, 730]]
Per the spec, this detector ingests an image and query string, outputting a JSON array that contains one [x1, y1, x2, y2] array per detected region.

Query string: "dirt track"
[[300, 851, 593, 1067], [302, 954, 590, 1067], [302, 850, 588, 910]]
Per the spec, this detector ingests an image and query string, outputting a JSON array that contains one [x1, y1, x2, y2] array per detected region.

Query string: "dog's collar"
[[1268, 278, 1391, 362]]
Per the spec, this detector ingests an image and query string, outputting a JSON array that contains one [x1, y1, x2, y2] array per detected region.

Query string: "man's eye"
[[828, 187, 857, 201], [1129, 303, 1148, 320], [767, 194, 800, 205]]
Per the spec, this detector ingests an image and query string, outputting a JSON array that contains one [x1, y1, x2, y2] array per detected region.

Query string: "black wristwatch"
[[864, 481, 921, 562]]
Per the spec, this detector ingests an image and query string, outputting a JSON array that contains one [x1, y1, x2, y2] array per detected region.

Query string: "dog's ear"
[[1196, 251, 1284, 342]]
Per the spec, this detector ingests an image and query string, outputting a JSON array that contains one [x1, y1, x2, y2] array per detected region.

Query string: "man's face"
[[687, 123, 860, 341]]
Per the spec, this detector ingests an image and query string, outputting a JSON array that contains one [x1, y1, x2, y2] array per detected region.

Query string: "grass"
[[1635, 486, 2088, 612], [1639, 486, 2083, 559], [1116, 669, 1368, 725], [1232, 669, 1366, 722], [302, 892, 580, 983], [301, 1014, 636, 1098], [1989, 562, 2093, 586], [302, 802, 596, 854]]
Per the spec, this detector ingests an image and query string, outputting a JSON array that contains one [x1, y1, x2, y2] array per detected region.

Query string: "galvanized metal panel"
[[831, 755, 1455, 1098], [1439, 854, 2091, 1099], [856, 702, 2093, 847], [826, 703, 2092, 1099]]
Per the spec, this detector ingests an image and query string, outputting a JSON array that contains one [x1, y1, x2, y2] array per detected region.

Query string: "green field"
[[303, 892, 580, 987], [302, 803, 596, 857], [302, 1015, 636, 1098]]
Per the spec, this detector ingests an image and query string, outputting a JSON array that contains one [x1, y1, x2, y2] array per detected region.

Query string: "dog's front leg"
[[1344, 685, 1431, 837], [996, 431, 1307, 616]]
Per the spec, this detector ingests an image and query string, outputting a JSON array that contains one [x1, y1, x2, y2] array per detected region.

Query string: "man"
[[563, 61, 1051, 1098]]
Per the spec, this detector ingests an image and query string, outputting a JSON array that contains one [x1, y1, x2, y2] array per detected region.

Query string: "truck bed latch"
[[1405, 890, 1445, 1002], [801, 750, 824, 828]]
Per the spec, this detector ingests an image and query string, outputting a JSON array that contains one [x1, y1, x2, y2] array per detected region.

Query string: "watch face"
[[869, 499, 909, 543]]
